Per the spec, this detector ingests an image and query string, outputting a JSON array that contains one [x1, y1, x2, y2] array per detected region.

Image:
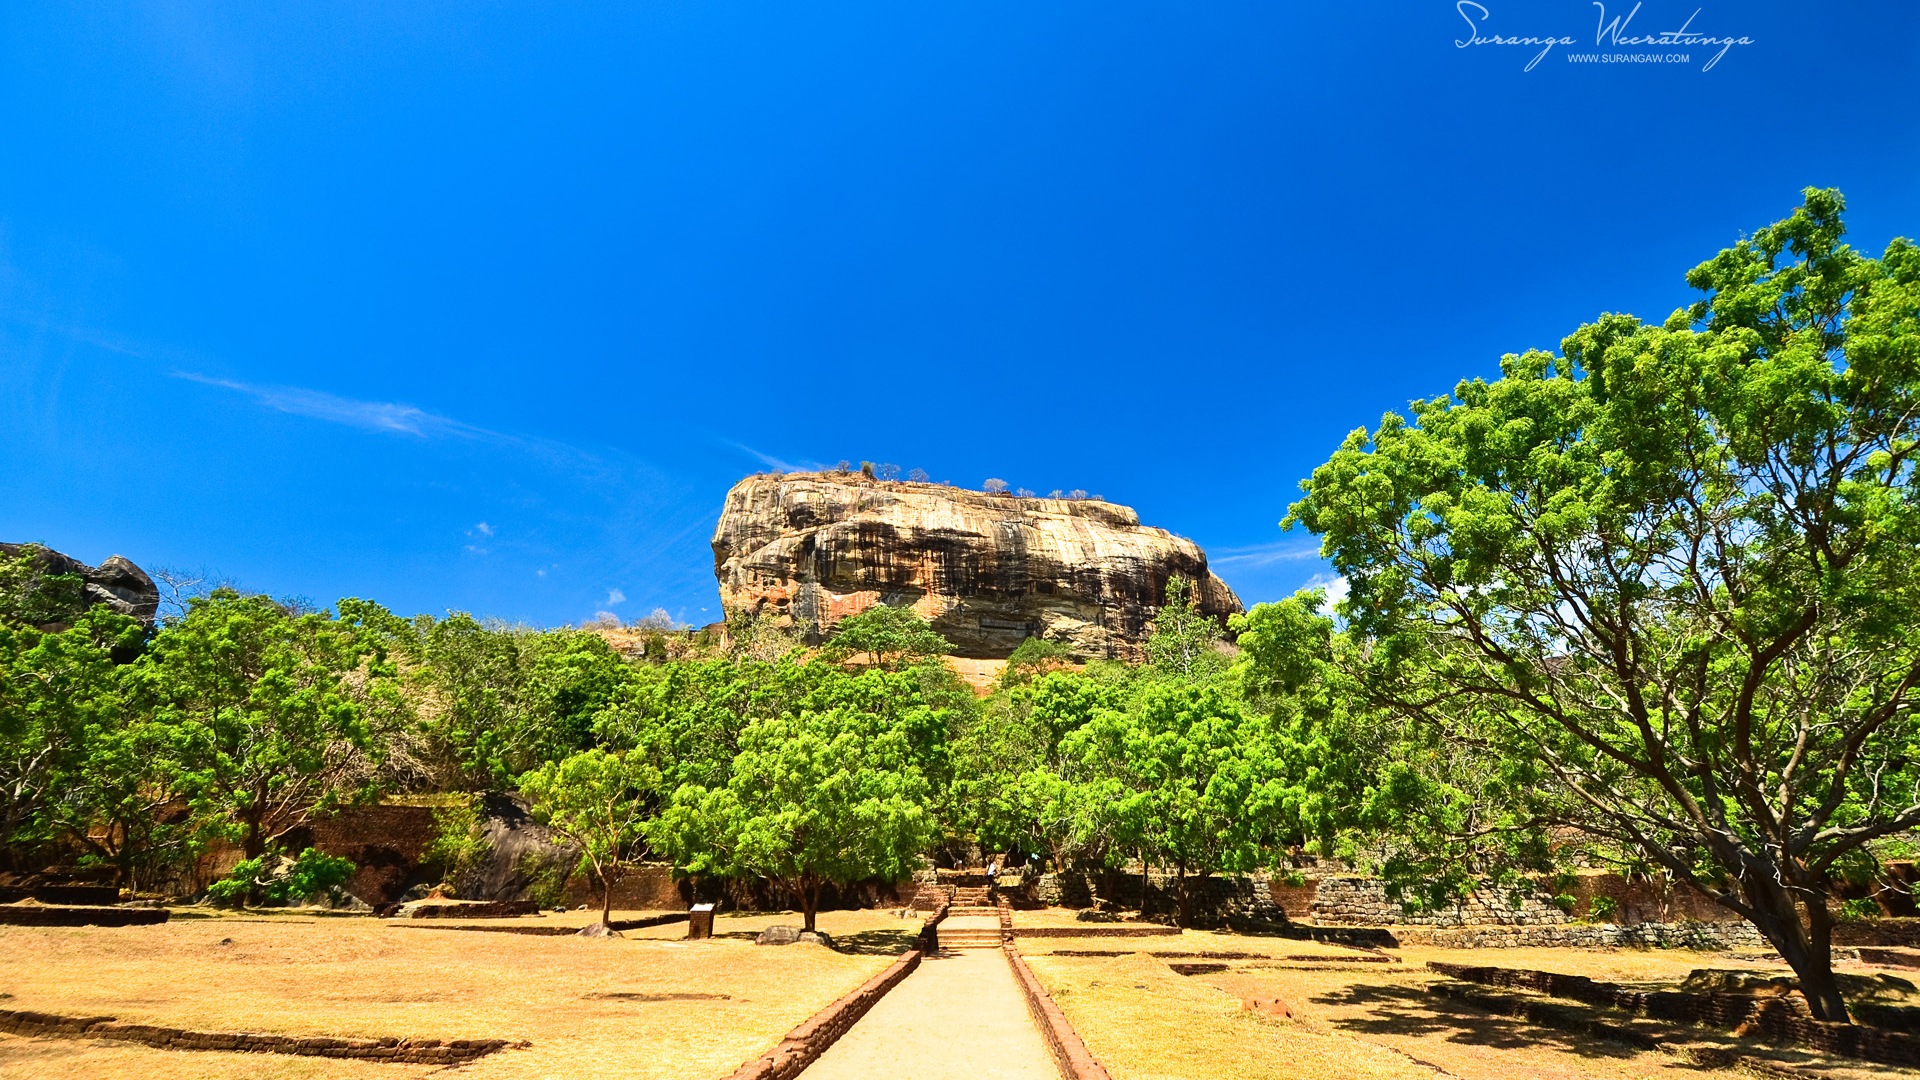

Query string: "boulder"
[[575, 921, 623, 938], [756, 924, 802, 945], [0, 542, 159, 627], [712, 473, 1242, 660]]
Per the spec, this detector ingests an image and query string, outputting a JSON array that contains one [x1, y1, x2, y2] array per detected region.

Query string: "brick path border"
[[720, 949, 923, 1080], [1003, 942, 1112, 1080], [0, 1008, 523, 1064]]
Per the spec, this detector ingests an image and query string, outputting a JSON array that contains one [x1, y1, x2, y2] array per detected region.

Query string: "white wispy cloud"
[[605, 587, 626, 606], [473, 522, 494, 537], [173, 371, 487, 438], [1207, 540, 1322, 568], [727, 440, 823, 474]]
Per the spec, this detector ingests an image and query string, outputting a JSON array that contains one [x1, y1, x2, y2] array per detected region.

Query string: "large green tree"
[[392, 613, 630, 787], [135, 590, 401, 860], [1285, 189, 1920, 1021], [0, 608, 146, 872], [1063, 681, 1292, 924], [519, 748, 661, 927], [651, 660, 943, 930]]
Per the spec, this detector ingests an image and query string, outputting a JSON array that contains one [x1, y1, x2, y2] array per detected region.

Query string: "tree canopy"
[[1285, 187, 1920, 1020]]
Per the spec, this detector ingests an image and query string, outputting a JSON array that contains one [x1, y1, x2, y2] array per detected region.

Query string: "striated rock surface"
[[711, 473, 1242, 660], [0, 542, 159, 627]]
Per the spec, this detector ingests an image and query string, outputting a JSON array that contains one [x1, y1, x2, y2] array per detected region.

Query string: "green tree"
[[652, 663, 941, 931], [1000, 637, 1073, 688], [0, 608, 146, 873], [519, 748, 660, 927], [1285, 189, 1920, 1021], [395, 614, 629, 787], [722, 609, 803, 663], [1145, 577, 1225, 681], [821, 605, 952, 669], [135, 589, 399, 860], [1063, 681, 1291, 925]]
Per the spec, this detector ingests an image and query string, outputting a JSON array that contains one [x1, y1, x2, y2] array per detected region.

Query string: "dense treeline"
[[0, 550, 1338, 931]]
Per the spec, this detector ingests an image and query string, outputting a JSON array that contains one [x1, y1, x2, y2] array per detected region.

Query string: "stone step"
[[947, 906, 1000, 916], [939, 930, 1004, 950]]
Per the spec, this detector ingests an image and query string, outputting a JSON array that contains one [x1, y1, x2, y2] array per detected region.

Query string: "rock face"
[[0, 542, 159, 627], [711, 473, 1242, 660]]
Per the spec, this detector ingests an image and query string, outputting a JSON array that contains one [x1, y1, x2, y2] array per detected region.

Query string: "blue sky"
[[3, 2, 1917, 627]]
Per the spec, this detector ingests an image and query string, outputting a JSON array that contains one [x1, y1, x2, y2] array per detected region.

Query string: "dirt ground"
[[1018, 922, 1920, 1080], [0, 907, 919, 1080]]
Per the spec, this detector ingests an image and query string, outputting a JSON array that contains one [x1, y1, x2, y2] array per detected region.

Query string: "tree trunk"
[[1140, 850, 1151, 917], [600, 871, 613, 928], [1738, 874, 1850, 1021], [802, 880, 819, 932], [241, 817, 266, 861], [1175, 862, 1189, 929]]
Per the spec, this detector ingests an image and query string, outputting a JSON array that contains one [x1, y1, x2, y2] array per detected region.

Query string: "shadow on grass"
[[1312, 980, 1642, 1060], [832, 929, 919, 956]]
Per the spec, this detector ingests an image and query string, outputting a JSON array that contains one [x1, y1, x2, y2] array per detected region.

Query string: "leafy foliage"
[[820, 604, 951, 669], [422, 792, 491, 884], [206, 846, 356, 907], [0, 544, 90, 629], [1284, 188, 1920, 1020], [651, 660, 946, 929], [520, 748, 661, 924], [1145, 577, 1225, 681], [133, 589, 400, 860]]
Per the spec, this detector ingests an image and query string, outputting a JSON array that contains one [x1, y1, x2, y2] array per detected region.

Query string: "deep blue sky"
[[4, 2, 1917, 626]]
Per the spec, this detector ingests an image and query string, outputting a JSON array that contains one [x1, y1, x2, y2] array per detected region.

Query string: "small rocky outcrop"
[[0, 542, 159, 627], [711, 473, 1242, 660]]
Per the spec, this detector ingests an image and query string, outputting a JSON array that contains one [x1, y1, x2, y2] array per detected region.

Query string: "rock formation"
[[711, 473, 1242, 660], [0, 542, 159, 627]]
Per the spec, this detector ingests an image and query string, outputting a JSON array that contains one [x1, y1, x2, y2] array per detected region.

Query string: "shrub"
[[423, 793, 491, 884], [1839, 898, 1881, 922], [207, 847, 356, 907], [1589, 895, 1619, 922]]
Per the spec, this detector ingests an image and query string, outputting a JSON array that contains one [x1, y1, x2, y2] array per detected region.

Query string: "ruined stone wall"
[[1308, 875, 1573, 927], [1399, 921, 1767, 950], [1032, 871, 1285, 928]]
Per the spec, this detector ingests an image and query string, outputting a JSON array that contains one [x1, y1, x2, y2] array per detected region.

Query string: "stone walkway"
[[800, 949, 1057, 1080]]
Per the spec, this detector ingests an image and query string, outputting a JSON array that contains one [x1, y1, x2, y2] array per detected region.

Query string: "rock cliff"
[[711, 473, 1242, 660]]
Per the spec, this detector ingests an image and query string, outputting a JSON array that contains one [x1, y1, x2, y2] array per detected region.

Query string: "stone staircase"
[[906, 882, 955, 914], [937, 922, 1005, 949], [939, 884, 1009, 950], [948, 885, 996, 916]]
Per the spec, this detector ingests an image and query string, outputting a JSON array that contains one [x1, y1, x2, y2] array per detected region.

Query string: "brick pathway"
[[800, 948, 1057, 1080]]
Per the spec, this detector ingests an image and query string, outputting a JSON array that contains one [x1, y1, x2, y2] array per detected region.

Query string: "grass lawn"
[[1022, 929, 1917, 1080], [0, 908, 913, 1080]]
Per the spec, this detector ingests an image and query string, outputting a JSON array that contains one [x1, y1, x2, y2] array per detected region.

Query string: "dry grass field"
[[8, 906, 1919, 1080], [0, 908, 917, 1080], [1019, 926, 1919, 1080]]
